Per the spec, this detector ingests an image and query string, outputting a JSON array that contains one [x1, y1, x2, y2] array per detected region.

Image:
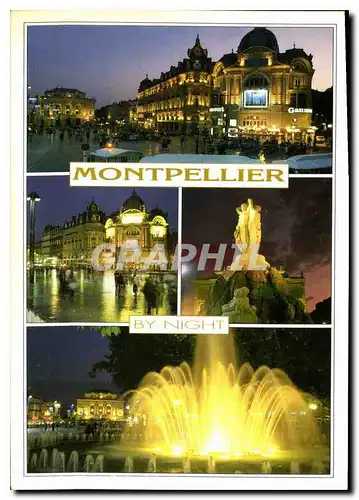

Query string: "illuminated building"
[[136, 28, 317, 142], [41, 199, 106, 266], [136, 35, 213, 134], [96, 99, 137, 124], [212, 27, 315, 142], [76, 391, 124, 421], [38, 192, 174, 268], [105, 190, 172, 269], [38, 87, 96, 126], [27, 395, 62, 424]]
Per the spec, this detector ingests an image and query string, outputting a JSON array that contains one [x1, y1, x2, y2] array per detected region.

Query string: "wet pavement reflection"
[[27, 268, 177, 322]]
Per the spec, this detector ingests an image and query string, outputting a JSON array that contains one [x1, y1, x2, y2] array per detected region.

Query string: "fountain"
[[147, 454, 157, 473], [124, 456, 134, 472], [38, 449, 48, 471], [121, 332, 323, 469], [67, 451, 79, 472], [182, 456, 191, 473], [207, 456, 216, 474], [261, 461, 272, 474], [84, 454, 95, 473], [95, 455, 105, 472]]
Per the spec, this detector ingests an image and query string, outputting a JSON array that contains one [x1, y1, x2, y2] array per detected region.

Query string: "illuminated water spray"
[[122, 333, 319, 458]]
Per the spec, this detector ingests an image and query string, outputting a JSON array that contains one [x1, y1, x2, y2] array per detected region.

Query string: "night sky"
[[26, 177, 178, 241], [27, 327, 117, 408], [182, 179, 332, 312], [27, 25, 333, 107]]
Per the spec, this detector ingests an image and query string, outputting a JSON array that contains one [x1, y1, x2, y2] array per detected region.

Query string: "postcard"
[[10, 9, 349, 491]]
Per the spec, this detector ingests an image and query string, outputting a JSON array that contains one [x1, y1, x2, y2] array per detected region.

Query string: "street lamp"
[[27, 192, 40, 284]]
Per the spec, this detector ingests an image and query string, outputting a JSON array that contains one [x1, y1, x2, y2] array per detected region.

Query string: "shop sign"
[[209, 107, 224, 113], [288, 107, 313, 114]]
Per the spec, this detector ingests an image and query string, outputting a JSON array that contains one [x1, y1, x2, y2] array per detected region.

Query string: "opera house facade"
[[136, 28, 317, 143]]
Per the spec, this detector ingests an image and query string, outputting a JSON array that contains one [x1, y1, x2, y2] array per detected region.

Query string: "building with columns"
[[105, 190, 172, 269], [76, 391, 124, 421], [136, 28, 317, 142], [211, 27, 315, 142], [136, 35, 213, 135], [37, 87, 96, 127]]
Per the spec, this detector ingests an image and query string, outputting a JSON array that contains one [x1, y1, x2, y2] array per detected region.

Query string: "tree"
[[87, 327, 195, 392]]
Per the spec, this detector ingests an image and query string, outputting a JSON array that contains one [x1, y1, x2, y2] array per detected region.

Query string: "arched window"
[[125, 226, 141, 237], [244, 74, 269, 89]]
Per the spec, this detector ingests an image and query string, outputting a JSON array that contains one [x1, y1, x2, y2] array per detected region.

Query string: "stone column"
[[225, 77, 230, 105]]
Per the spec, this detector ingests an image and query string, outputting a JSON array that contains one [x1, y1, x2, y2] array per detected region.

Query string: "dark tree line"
[[88, 327, 331, 401]]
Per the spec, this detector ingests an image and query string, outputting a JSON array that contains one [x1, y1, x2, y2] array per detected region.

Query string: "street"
[[27, 268, 177, 322], [27, 132, 198, 172]]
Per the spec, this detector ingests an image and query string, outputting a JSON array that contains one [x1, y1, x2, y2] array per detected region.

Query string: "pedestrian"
[[180, 133, 185, 150], [142, 277, 159, 315], [81, 142, 90, 162], [195, 135, 199, 154]]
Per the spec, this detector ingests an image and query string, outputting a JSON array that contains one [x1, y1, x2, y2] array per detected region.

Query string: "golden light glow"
[[150, 225, 167, 238], [121, 212, 144, 225], [122, 335, 320, 458], [308, 403, 318, 411]]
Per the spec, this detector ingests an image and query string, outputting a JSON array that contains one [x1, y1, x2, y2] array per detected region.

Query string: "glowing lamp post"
[[27, 192, 40, 283]]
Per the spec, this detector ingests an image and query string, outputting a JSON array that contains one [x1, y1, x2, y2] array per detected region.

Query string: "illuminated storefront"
[[138, 28, 316, 142], [76, 391, 124, 421]]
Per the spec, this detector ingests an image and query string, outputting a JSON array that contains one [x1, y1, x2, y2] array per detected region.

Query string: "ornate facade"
[[136, 35, 213, 134], [105, 190, 171, 269], [39, 192, 173, 269], [136, 28, 317, 142], [41, 200, 106, 265], [76, 391, 124, 421], [38, 87, 96, 126], [211, 28, 315, 142]]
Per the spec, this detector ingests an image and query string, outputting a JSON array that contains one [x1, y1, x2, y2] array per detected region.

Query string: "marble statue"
[[231, 198, 269, 271], [221, 286, 258, 323]]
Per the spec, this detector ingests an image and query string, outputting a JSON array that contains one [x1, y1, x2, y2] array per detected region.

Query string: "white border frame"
[[11, 10, 348, 491]]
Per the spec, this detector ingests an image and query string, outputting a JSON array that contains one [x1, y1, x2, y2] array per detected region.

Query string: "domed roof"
[[122, 189, 146, 211], [138, 74, 153, 91], [238, 27, 279, 53]]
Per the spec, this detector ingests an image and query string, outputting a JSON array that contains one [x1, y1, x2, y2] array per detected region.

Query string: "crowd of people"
[[28, 117, 329, 163], [114, 270, 177, 315]]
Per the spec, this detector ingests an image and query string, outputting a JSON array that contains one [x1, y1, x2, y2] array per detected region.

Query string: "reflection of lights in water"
[[50, 269, 59, 315], [102, 271, 116, 322]]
